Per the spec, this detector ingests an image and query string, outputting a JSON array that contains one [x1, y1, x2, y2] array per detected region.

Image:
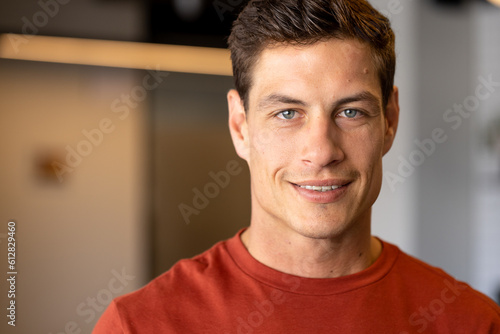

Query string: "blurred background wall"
[[0, 0, 499, 333]]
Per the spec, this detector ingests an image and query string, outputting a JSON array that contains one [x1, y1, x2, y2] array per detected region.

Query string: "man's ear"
[[382, 86, 400, 156], [228, 89, 249, 161]]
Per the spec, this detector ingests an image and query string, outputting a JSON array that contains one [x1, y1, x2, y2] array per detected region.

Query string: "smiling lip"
[[292, 180, 351, 203]]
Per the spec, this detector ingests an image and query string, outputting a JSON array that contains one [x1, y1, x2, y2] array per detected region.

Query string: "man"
[[94, 0, 500, 332]]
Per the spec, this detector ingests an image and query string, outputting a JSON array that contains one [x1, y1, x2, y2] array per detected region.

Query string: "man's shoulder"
[[385, 240, 500, 320], [115, 236, 234, 309], [93, 236, 239, 333]]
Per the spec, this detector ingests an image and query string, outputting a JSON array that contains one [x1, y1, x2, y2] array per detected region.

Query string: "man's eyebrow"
[[256, 94, 308, 111], [334, 91, 381, 109], [256, 91, 381, 111]]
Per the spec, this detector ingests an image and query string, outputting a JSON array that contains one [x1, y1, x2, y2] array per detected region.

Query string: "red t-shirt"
[[93, 230, 500, 333]]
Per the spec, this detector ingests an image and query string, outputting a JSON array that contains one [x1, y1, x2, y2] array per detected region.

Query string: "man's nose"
[[300, 114, 344, 168]]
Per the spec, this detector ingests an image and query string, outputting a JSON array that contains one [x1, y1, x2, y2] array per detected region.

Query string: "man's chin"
[[286, 218, 350, 240]]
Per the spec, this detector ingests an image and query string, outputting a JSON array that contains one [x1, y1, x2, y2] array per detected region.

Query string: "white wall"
[[373, 0, 500, 301], [471, 2, 500, 301], [414, 0, 475, 283], [370, 0, 419, 255]]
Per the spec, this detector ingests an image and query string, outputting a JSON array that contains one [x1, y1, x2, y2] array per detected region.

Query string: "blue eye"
[[278, 110, 296, 120], [342, 109, 359, 118]]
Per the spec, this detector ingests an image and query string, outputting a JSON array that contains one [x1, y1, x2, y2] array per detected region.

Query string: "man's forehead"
[[248, 38, 380, 108], [258, 38, 372, 66], [252, 39, 375, 83]]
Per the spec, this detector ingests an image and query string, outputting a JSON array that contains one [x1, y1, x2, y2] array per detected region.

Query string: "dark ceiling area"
[[147, 0, 248, 48], [0, 0, 248, 48], [0, 0, 497, 49]]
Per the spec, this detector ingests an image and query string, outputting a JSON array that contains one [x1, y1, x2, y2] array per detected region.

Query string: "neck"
[[240, 213, 381, 278]]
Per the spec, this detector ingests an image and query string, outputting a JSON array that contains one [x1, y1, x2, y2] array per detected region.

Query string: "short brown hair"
[[228, 0, 396, 110]]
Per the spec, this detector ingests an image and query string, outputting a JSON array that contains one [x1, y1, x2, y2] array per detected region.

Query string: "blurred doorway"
[[150, 72, 251, 277]]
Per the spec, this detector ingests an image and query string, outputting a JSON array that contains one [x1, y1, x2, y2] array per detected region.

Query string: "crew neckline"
[[225, 228, 400, 296]]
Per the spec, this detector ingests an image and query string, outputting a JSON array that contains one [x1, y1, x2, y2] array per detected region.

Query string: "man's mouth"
[[292, 180, 351, 203], [293, 179, 351, 192], [297, 185, 342, 192]]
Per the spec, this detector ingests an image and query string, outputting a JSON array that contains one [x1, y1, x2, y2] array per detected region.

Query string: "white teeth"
[[299, 185, 341, 192]]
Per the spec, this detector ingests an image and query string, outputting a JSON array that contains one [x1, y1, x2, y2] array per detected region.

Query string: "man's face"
[[228, 38, 399, 240]]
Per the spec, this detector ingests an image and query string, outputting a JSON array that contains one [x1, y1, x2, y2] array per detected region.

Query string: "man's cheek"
[[349, 128, 384, 158], [252, 127, 275, 149]]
